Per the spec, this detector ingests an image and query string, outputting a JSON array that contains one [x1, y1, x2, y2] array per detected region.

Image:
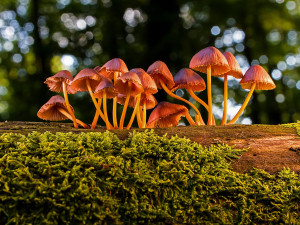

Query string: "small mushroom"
[[92, 77, 117, 129], [171, 68, 206, 125], [227, 65, 276, 125], [147, 61, 198, 125], [115, 71, 144, 129], [147, 101, 195, 128], [44, 70, 78, 128], [218, 52, 243, 125], [189, 46, 230, 125], [126, 94, 158, 129], [130, 68, 158, 128], [37, 95, 89, 128], [96, 58, 129, 128], [71, 68, 113, 129]]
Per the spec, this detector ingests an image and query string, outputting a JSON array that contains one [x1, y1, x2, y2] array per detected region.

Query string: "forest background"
[[0, 0, 299, 125]]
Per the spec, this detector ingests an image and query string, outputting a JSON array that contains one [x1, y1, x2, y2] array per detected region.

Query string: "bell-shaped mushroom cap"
[[44, 70, 76, 94], [189, 46, 230, 76], [147, 61, 175, 89], [217, 52, 243, 78], [117, 94, 136, 108], [171, 68, 206, 92], [138, 94, 157, 110], [239, 65, 276, 90], [71, 68, 104, 92], [115, 71, 144, 96], [98, 58, 129, 79], [147, 101, 188, 128], [130, 68, 158, 94], [94, 77, 117, 99], [37, 95, 74, 121]]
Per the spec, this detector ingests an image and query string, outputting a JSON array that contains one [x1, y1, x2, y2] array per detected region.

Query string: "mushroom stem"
[[207, 65, 213, 125], [91, 99, 102, 129], [57, 107, 90, 129], [112, 72, 119, 128], [62, 81, 78, 128], [227, 83, 256, 125], [159, 79, 199, 125], [86, 79, 112, 130], [142, 102, 147, 128], [102, 91, 110, 130], [187, 87, 209, 110], [126, 94, 141, 130], [119, 83, 132, 129], [221, 75, 228, 125], [137, 106, 143, 128], [187, 87, 216, 125], [185, 112, 196, 126]]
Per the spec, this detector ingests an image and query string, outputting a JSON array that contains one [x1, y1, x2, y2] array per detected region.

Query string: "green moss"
[[0, 130, 300, 224], [282, 121, 300, 136]]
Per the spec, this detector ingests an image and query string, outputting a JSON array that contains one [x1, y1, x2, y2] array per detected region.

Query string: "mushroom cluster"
[[38, 47, 276, 129]]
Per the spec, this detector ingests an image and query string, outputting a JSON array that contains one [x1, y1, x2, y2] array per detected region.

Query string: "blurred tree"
[[0, 0, 299, 125]]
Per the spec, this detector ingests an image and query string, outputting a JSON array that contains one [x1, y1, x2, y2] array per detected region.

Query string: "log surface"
[[0, 121, 299, 174]]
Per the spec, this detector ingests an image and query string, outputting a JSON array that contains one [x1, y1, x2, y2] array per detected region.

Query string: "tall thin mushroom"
[[44, 70, 78, 128], [130, 68, 158, 128], [147, 61, 198, 125], [147, 101, 195, 128], [189, 47, 230, 125], [71, 68, 113, 129], [171, 68, 207, 125], [217, 52, 243, 125], [228, 65, 276, 125], [96, 58, 129, 128], [37, 95, 89, 128], [115, 71, 144, 129], [92, 77, 117, 129]]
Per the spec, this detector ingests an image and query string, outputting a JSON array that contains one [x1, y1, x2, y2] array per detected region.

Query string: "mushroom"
[[227, 65, 276, 125], [37, 95, 89, 128], [92, 77, 117, 129], [96, 58, 129, 128], [171, 68, 207, 125], [189, 46, 230, 125], [126, 94, 158, 129], [70, 68, 113, 129], [147, 101, 195, 128], [218, 52, 243, 125], [44, 70, 78, 128], [115, 71, 144, 129], [147, 61, 198, 125], [130, 68, 158, 128]]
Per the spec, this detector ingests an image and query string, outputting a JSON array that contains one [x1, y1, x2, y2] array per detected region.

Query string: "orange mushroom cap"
[[147, 61, 175, 89], [137, 94, 157, 110], [97, 58, 129, 79], [171, 68, 206, 92], [130, 68, 158, 94], [217, 52, 243, 79], [37, 95, 74, 121], [189, 46, 230, 76], [44, 70, 76, 94], [94, 77, 117, 99], [147, 101, 188, 128], [239, 65, 276, 90], [71, 68, 105, 92], [117, 94, 136, 108], [115, 71, 144, 96]]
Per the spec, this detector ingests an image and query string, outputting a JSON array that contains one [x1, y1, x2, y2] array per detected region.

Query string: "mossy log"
[[0, 121, 299, 174]]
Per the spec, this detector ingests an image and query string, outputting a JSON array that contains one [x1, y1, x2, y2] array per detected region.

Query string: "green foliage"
[[0, 130, 300, 224]]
